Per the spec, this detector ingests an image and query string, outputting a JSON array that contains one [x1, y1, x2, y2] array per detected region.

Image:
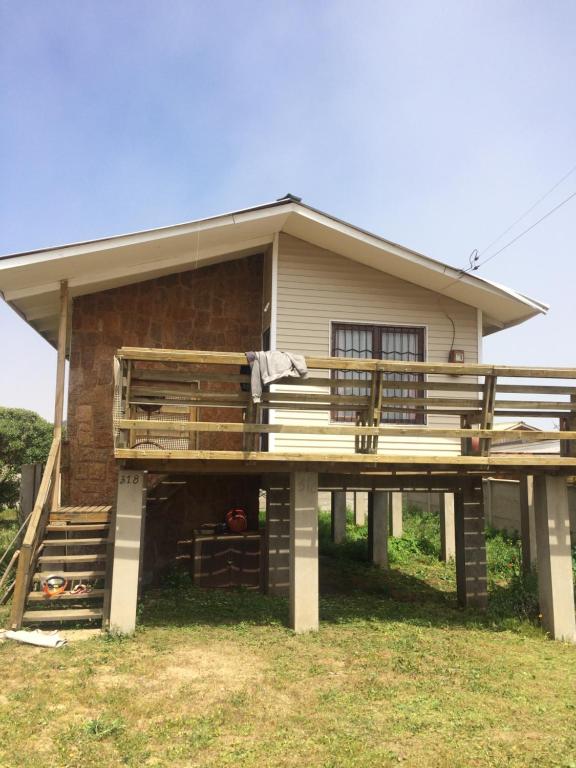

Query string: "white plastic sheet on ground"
[[1, 629, 67, 648]]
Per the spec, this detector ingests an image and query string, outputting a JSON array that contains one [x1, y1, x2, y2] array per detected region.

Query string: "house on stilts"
[[1, 194, 575, 641]]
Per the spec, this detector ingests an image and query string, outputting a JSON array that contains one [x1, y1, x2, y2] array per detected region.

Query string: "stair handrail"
[[9, 434, 61, 629]]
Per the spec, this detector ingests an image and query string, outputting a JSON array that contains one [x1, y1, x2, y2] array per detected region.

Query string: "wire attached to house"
[[441, 183, 576, 291], [477, 161, 576, 261], [473, 187, 576, 269]]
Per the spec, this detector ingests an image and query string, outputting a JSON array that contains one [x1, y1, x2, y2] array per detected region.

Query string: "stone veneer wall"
[[65, 253, 264, 506]]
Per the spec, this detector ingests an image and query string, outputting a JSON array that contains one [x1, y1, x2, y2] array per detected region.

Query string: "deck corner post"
[[439, 492, 456, 562], [265, 474, 290, 596], [368, 491, 389, 568], [289, 471, 319, 633], [331, 491, 347, 544], [533, 475, 576, 643], [455, 481, 488, 609], [390, 492, 403, 537], [519, 475, 537, 572], [108, 469, 146, 635], [354, 492, 368, 526]]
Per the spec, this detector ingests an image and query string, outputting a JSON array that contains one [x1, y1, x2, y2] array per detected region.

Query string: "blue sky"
[[1, 1, 575, 419]]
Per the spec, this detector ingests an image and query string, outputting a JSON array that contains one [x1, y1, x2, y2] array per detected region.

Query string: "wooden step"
[[33, 570, 106, 580], [38, 554, 105, 564], [46, 524, 109, 533], [22, 608, 103, 623], [42, 538, 107, 546], [50, 506, 112, 524], [27, 589, 105, 602]]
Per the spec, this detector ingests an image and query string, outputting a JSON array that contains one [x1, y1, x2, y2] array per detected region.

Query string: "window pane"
[[331, 324, 425, 425], [333, 326, 372, 421], [380, 326, 424, 423]]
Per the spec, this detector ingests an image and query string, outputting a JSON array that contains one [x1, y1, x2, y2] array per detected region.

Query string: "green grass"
[[0, 506, 575, 767]]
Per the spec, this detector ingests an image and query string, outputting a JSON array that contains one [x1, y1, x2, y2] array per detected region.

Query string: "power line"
[[474, 187, 576, 269], [440, 181, 576, 292], [477, 161, 576, 259]]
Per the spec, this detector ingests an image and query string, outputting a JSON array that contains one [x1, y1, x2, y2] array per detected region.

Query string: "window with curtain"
[[331, 323, 425, 424]]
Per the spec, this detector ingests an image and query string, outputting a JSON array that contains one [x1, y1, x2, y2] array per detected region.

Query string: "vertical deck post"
[[368, 491, 389, 568], [331, 491, 347, 544], [519, 475, 537, 573], [265, 475, 290, 596], [50, 280, 69, 510], [290, 471, 319, 633], [109, 470, 146, 634], [439, 492, 456, 562], [533, 475, 576, 642], [455, 482, 488, 609], [390, 492, 403, 538], [354, 492, 368, 526]]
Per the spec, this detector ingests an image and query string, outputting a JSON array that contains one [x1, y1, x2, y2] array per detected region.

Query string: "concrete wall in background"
[[407, 482, 576, 543]]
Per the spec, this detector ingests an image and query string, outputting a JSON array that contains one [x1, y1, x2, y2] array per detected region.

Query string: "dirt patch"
[[95, 642, 265, 703]]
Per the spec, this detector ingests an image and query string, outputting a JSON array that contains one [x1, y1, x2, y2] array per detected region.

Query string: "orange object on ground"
[[42, 575, 68, 597], [225, 508, 248, 533]]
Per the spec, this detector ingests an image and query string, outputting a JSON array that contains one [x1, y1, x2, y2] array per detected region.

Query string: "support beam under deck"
[[289, 471, 319, 633]]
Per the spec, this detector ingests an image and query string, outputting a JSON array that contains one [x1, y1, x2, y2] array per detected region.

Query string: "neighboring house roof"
[[490, 421, 559, 454], [492, 421, 542, 432], [0, 194, 548, 346], [490, 440, 560, 455]]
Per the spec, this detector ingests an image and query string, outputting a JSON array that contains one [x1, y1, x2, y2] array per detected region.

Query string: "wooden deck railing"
[[112, 347, 576, 462], [9, 434, 61, 629]]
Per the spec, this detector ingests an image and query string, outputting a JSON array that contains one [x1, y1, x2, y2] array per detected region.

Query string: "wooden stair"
[[22, 505, 113, 627]]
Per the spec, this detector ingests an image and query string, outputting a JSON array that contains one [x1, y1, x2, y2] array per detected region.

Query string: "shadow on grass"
[[139, 547, 538, 635]]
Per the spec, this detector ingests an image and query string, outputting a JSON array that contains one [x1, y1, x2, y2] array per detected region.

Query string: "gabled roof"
[[0, 194, 548, 346]]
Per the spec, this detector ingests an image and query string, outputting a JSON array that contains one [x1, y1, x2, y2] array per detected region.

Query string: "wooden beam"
[[116, 419, 576, 441], [480, 375, 497, 455], [50, 280, 68, 510], [114, 447, 576, 468], [117, 347, 576, 379]]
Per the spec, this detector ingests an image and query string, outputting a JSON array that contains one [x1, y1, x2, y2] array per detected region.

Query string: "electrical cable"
[[440, 185, 576, 291], [477, 161, 576, 260]]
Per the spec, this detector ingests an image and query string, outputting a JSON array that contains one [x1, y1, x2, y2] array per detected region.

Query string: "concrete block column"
[[455, 482, 488, 609], [368, 491, 389, 568], [265, 475, 290, 596], [109, 470, 147, 634], [354, 492, 368, 526], [534, 475, 576, 642], [520, 475, 537, 573], [390, 492, 403, 537], [439, 492, 456, 562], [331, 491, 347, 544], [290, 471, 319, 633]]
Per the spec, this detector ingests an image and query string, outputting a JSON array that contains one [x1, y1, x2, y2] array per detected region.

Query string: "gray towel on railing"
[[245, 350, 308, 403]]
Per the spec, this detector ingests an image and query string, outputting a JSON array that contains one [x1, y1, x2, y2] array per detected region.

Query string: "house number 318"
[[120, 473, 141, 485]]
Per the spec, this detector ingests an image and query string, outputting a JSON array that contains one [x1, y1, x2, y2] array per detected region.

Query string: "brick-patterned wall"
[[143, 475, 261, 578], [66, 254, 264, 505]]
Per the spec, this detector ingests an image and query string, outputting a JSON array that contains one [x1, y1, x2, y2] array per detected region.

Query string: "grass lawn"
[[0, 507, 575, 768]]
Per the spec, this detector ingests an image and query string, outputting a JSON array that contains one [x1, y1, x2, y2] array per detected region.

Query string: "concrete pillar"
[[354, 492, 368, 526], [346, 491, 355, 513], [482, 478, 493, 526], [331, 491, 347, 544], [454, 482, 488, 609], [520, 475, 537, 572], [368, 492, 389, 568], [439, 492, 456, 562], [534, 475, 576, 642], [390, 492, 403, 537], [290, 471, 319, 633], [109, 470, 146, 634], [265, 475, 290, 596]]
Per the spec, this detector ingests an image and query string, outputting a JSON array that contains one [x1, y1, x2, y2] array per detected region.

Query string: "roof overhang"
[[0, 197, 548, 346]]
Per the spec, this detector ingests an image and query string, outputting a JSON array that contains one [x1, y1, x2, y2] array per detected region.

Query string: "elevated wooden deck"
[[113, 347, 576, 478]]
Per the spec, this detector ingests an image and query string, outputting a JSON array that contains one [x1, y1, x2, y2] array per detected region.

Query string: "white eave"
[[0, 197, 548, 346]]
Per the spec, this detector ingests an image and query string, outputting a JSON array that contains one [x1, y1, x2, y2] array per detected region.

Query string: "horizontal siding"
[[273, 233, 479, 455]]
